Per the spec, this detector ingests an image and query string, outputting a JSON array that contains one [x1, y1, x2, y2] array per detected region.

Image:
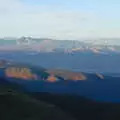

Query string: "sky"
[[0, 0, 120, 39]]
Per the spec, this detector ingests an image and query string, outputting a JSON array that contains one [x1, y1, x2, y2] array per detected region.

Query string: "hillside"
[[1, 60, 120, 102], [1, 77, 120, 120], [0, 83, 75, 120], [32, 92, 120, 120], [1, 60, 120, 119]]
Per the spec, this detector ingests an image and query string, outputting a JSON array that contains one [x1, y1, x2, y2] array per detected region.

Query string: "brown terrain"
[[46, 69, 87, 81]]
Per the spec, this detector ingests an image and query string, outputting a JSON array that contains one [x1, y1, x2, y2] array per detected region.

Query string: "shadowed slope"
[[0, 80, 75, 120], [32, 92, 120, 120]]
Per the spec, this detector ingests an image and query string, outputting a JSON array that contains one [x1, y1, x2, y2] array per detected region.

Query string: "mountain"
[[0, 82, 75, 120], [31, 92, 120, 120], [2, 60, 120, 120], [0, 60, 120, 102], [0, 38, 120, 54], [2, 77, 120, 120]]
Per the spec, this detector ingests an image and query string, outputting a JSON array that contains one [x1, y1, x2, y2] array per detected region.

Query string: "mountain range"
[[1, 38, 120, 120], [0, 37, 120, 54]]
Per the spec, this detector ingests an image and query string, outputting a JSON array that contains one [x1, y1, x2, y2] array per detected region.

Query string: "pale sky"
[[0, 0, 120, 39]]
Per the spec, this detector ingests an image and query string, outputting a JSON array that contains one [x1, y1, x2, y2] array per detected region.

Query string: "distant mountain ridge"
[[0, 38, 120, 54]]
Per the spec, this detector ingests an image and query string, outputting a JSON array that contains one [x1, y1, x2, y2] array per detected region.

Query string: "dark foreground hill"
[[1, 76, 120, 120], [0, 82, 75, 120], [1, 85, 120, 120], [31, 92, 120, 120]]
